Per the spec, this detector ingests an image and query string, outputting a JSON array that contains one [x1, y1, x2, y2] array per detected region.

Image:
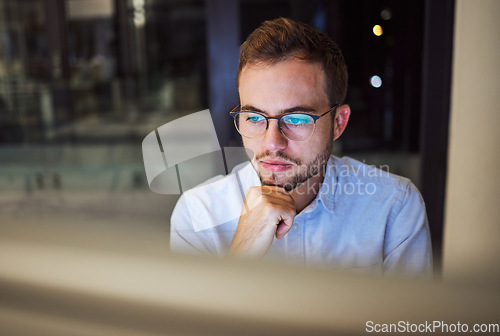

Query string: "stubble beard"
[[252, 142, 332, 192]]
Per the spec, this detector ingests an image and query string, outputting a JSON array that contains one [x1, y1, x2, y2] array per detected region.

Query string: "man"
[[171, 18, 432, 276]]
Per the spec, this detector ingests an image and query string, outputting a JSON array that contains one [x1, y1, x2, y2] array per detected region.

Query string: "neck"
[[289, 171, 325, 213]]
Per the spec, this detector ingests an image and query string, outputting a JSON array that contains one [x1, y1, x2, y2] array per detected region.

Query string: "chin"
[[259, 171, 309, 192]]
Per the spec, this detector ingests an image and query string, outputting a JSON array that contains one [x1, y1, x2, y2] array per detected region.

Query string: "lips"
[[259, 159, 294, 172]]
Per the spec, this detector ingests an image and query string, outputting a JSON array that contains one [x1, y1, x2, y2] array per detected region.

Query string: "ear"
[[333, 104, 350, 141]]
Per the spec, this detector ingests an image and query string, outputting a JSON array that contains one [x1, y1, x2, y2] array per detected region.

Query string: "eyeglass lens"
[[234, 112, 315, 141]]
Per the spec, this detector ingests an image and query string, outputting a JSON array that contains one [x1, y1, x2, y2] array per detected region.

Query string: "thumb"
[[275, 214, 294, 239]]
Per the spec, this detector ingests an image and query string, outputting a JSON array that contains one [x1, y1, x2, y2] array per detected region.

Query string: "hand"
[[228, 186, 296, 259]]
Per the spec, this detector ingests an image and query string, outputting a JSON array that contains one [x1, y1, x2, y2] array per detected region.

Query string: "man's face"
[[238, 60, 334, 191]]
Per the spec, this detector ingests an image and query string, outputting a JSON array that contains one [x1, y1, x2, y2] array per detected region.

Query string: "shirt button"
[[292, 224, 299, 231]]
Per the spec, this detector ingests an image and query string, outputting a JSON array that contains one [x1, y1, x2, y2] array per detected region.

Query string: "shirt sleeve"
[[382, 181, 433, 278], [170, 194, 218, 257]]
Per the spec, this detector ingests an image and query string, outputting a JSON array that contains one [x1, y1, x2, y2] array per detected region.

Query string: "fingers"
[[275, 214, 294, 240], [244, 186, 296, 213], [244, 186, 296, 240], [229, 185, 297, 259]]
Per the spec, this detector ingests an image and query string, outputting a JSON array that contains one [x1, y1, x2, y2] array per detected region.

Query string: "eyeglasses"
[[229, 105, 339, 141]]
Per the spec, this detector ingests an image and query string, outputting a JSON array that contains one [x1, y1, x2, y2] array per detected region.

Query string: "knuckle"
[[245, 187, 261, 202], [245, 186, 258, 197]]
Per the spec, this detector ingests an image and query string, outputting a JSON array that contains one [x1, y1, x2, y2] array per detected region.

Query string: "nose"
[[263, 119, 288, 152]]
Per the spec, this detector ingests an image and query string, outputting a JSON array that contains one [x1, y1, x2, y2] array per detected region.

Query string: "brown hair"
[[237, 17, 348, 106]]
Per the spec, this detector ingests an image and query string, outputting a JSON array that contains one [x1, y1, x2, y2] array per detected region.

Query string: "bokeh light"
[[370, 75, 382, 88], [373, 25, 383, 36]]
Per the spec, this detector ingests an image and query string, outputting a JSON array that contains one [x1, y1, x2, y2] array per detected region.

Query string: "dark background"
[[0, 0, 454, 273]]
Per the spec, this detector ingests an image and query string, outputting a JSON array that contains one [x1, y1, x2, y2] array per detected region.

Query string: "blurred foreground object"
[[0, 240, 498, 336]]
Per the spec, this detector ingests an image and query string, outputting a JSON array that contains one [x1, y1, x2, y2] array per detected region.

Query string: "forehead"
[[238, 60, 329, 111]]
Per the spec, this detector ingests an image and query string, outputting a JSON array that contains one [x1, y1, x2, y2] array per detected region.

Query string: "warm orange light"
[[373, 25, 383, 36]]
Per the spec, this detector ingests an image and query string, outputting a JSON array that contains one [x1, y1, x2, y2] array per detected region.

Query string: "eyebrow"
[[240, 105, 317, 115]]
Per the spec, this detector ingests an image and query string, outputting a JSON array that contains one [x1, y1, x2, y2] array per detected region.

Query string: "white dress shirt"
[[170, 156, 432, 276]]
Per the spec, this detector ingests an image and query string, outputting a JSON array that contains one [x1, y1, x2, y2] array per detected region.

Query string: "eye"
[[245, 113, 265, 123], [282, 114, 313, 126]]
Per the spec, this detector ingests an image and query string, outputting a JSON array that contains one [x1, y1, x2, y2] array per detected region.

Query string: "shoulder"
[[333, 156, 413, 191], [330, 156, 424, 209], [172, 161, 253, 231]]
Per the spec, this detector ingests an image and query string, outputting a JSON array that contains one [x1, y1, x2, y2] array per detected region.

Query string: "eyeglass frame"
[[229, 104, 340, 141]]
